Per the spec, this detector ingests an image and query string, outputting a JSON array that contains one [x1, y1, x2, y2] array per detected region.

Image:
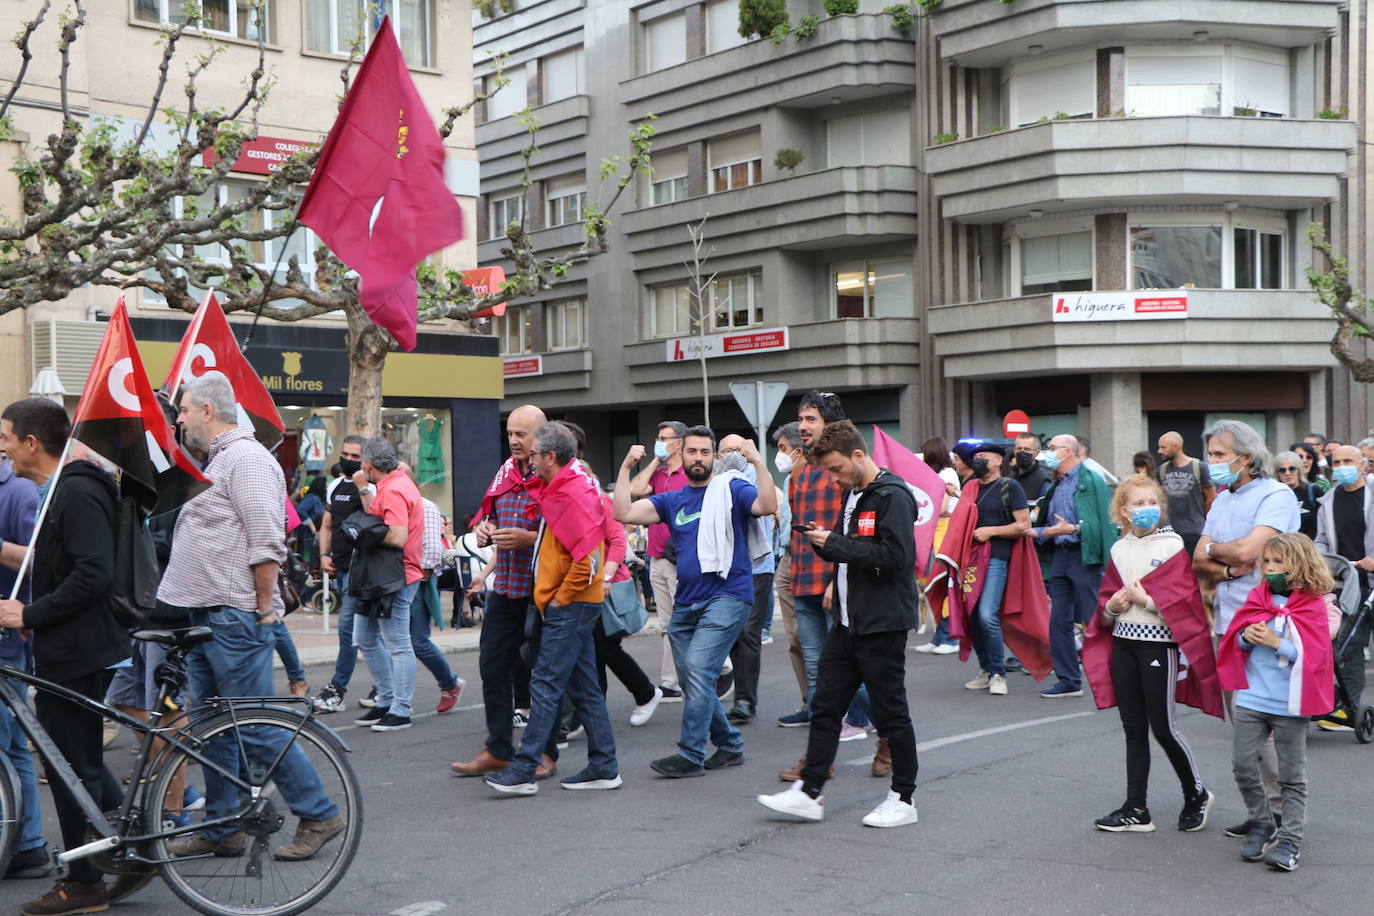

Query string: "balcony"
[[619, 14, 916, 134], [621, 318, 920, 399], [502, 347, 593, 398], [478, 221, 586, 268], [926, 289, 1337, 379], [925, 116, 1355, 224], [477, 95, 589, 189], [930, 0, 1343, 68], [621, 166, 918, 270]]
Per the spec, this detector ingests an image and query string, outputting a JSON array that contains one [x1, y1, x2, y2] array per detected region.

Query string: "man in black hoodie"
[[0, 398, 127, 915], [757, 420, 920, 829]]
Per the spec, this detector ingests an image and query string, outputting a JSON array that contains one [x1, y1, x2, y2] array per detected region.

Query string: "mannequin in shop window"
[[418, 414, 446, 485]]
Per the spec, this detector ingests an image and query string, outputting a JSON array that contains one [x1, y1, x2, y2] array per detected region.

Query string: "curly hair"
[[1110, 476, 1167, 531], [1261, 532, 1334, 596]]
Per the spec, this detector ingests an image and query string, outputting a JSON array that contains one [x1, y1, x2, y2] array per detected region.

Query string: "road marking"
[[842, 710, 1096, 765], [390, 902, 447, 916]]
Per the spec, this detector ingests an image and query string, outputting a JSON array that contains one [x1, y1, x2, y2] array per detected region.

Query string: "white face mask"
[[774, 451, 794, 475]]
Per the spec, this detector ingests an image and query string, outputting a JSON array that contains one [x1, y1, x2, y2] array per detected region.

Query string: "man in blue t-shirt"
[[614, 425, 776, 778]]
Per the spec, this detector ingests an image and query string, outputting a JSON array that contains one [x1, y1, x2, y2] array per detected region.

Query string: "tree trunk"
[[345, 303, 392, 438]]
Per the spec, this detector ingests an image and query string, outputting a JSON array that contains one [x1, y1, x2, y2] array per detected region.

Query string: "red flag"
[[536, 460, 606, 561], [871, 426, 944, 577], [162, 291, 285, 451], [296, 17, 464, 351], [72, 299, 209, 513]]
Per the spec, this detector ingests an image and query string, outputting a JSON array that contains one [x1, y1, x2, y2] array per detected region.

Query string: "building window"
[[489, 194, 523, 241], [651, 148, 688, 205], [643, 11, 687, 72], [710, 273, 763, 331], [1008, 54, 1095, 126], [1130, 225, 1223, 289], [544, 175, 585, 227], [1021, 231, 1093, 295], [708, 131, 763, 193], [303, 1, 431, 66], [1233, 228, 1284, 290], [651, 284, 693, 338], [136, 0, 270, 41], [541, 46, 585, 103], [492, 305, 532, 355], [832, 259, 914, 318], [705, 0, 747, 54], [546, 298, 586, 350], [1125, 46, 1289, 118], [485, 64, 528, 121], [827, 110, 912, 167]]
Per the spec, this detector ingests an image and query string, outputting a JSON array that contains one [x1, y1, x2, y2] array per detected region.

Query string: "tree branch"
[[0, 0, 50, 124]]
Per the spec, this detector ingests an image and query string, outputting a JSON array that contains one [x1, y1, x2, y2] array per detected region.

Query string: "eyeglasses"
[[1276, 466, 1300, 473]]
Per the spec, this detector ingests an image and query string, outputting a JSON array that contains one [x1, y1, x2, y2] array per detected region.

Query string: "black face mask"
[[339, 458, 362, 477], [970, 457, 992, 478], [1013, 451, 1034, 471]]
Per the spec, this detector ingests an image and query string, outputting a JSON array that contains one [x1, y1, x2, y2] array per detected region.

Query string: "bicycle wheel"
[[144, 706, 363, 916], [0, 749, 21, 877]]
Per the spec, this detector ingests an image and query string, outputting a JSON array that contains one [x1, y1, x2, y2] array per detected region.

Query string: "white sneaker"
[[721, 656, 734, 677], [964, 671, 991, 690], [838, 721, 867, 742], [931, 643, 959, 655], [988, 674, 1008, 696], [757, 780, 824, 822], [862, 790, 919, 828], [913, 642, 936, 654], [630, 686, 663, 727]]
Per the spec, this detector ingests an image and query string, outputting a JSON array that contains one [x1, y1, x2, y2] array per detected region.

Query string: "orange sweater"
[[533, 523, 605, 611]]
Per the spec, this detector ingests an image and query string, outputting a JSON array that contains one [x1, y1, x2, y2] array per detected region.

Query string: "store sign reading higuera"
[[666, 327, 789, 362], [1051, 291, 1188, 322]]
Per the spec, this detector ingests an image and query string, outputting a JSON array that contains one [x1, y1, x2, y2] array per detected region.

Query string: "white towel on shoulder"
[[698, 470, 770, 578]]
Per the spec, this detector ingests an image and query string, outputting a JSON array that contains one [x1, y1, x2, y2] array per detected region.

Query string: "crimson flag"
[[72, 299, 209, 513], [871, 426, 944, 578], [163, 291, 285, 451], [537, 460, 606, 561], [296, 17, 464, 351]]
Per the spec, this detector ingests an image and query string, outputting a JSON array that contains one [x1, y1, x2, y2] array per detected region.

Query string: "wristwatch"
[[1204, 542, 1214, 558]]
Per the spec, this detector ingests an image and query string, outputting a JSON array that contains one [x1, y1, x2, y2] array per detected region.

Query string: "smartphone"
[[791, 524, 811, 533]]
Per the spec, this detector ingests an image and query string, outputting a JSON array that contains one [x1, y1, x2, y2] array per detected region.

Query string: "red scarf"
[[1082, 547, 1224, 719], [536, 460, 606, 560], [478, 456, 543, 520], [1216, 584, 1334, 717], [926, 479, 1053, 680]]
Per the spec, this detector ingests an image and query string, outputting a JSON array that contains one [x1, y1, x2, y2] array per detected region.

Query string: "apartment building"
[[476, 0, 1367, 475]]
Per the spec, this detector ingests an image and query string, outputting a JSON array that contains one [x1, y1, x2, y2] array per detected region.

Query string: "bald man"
[[1313, 444, 1374, 729], [1156, 431, 1216, 558], [452, 405, 561, 778]]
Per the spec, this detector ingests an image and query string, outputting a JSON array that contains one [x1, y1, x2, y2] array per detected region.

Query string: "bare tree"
[[681, 217, 717, 426], [0, 1, 654, 435], [1305, 222, 1374, 382]]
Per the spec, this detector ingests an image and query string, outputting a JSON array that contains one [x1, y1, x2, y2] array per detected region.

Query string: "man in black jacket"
[[757, 420, 920, 828], [0, 398, 127, 914]]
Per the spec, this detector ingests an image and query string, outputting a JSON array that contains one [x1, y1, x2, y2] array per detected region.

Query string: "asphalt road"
[[5, 634, 1373, 915]]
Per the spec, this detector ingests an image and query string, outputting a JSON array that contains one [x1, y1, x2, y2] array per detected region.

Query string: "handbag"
[[601, 578, 648, 638]]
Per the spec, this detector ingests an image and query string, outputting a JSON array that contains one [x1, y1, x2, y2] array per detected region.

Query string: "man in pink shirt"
[[629, 420, 690, 699], [352, 437, 424, 732]]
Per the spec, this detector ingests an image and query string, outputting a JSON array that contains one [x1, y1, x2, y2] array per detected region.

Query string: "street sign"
[[730, 381, 790, 476], [1003, 409, 1030, 438]]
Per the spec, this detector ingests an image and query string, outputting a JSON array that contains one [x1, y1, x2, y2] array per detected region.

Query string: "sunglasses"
[[1276, 466, 1299, 473]]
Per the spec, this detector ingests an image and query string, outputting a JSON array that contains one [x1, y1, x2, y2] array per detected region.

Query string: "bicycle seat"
[[131, 626, 214, 650]]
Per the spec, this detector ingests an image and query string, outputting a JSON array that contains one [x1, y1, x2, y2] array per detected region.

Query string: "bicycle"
[[0, 625, 363, 915]]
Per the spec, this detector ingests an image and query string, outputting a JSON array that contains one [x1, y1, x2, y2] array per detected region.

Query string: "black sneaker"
[[726, 701, 754, 724], [1094, 806, 1156, 833], [1263, 838, 1300, 871], [649, 753, 705, 778], [357, 686, 378, 708], [1224, 818, 1255, 838], [312, 684, 346, 714], [658, 687, 684, 703], [1240, 823, 1278, 861], [703, 748, 745, 770], [3, 843, 54, 879], [370, 713, 412, 732], [353, 707, 388, 725], [1178, 789, 1214, 832]]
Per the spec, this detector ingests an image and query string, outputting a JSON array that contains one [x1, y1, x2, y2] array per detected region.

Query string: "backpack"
[[1156, 460, 1204, 489], [110, 495, 159, 628]]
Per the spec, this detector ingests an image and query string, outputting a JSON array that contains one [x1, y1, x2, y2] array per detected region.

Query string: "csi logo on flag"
[[857, 511, 877, 537]]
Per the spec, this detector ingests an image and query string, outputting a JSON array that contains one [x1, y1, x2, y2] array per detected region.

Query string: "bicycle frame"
[[0, 665, 320, 866]]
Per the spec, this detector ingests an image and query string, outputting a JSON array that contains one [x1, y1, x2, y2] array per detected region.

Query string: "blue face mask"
[[1130, 506, 1161, 530], [1038, 450, 1061, 471], [1208, 459, 1238, 487], [1333, 466, 1361, 487], [654, 440, 671, 461]]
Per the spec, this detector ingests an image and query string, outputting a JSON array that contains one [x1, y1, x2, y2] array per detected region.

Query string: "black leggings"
[[1112, 638, 1204, 809]]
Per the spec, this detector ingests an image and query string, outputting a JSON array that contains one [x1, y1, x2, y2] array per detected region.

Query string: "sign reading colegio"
[[202, 136, 316, 176]]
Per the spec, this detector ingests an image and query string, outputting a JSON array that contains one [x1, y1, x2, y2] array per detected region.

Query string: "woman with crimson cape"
[[1082, 476, 1224, 834]]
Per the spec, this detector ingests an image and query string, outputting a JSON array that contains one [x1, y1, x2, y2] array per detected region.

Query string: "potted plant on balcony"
[[774, 148, 805, 173], [824, 0, 859, 13], [739, 0, 789, 39]]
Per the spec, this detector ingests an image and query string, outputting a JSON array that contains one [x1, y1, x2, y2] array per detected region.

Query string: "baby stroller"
[[1319, 553, 1374, 743]]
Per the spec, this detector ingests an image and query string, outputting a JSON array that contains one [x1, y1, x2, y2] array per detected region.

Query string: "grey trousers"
[[1232, 705, 1309, 843]]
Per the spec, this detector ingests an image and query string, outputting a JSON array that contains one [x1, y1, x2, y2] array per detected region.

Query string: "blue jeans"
[[272, 620, 305, 682], [0, 663, 43, 854], [328, 570, 360, 692], [971, 558, 1009, 677], [354, 582, 419, 717], [187, 607, 338, 842], [411, 579, 457, 692], [512, 601, 617, 778], [1047, 546, 1103, 690], [930, 614, 956, 647], [668, 595, 751, 765], [793, 593, 871, 723]]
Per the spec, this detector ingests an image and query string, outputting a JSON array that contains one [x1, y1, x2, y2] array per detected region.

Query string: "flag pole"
[[241, 221, 301, 352], [5, 437, 73, 602], [163, 286, 216, 409]]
